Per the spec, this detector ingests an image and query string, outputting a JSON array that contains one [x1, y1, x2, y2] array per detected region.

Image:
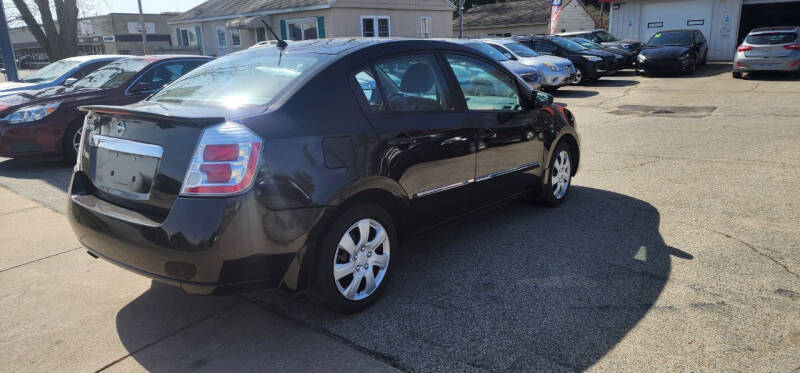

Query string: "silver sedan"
[[733, 26, 800, 79]]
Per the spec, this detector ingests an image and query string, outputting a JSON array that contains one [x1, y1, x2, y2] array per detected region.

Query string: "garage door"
[[639, 0, 714, 43]]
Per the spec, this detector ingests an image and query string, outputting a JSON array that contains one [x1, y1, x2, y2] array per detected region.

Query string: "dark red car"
[[0, 55, 212, 160]]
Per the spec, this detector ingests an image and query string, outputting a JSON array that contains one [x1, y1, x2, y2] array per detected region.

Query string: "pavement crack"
[[0, 205, 41, 217], [592, 150, 800, 168], [0, 246, 82, 273], [705, 228, 799, 279], [94, 301, 243, 372], [583, 158, 662, 172]]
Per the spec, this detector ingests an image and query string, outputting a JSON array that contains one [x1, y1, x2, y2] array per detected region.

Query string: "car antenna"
[[261, 19, 288, 50]]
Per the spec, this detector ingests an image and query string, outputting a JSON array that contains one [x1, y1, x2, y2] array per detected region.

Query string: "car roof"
[[63, 55, 127, 62], [115, 55, 213, 63], [558, 30, 603, 36], [654, 29, 698, 34], [750, 26, 799, 34], [247, 38, 482, 57]]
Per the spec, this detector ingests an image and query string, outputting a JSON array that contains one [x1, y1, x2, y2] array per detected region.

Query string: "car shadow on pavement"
[[550, 89, 599, 99], [0, 158, 72, 192], [114, 186, 693, 371], [581, 79, 639, 87]]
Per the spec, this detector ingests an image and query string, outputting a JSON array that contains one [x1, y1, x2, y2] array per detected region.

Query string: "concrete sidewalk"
[[0, 187, 398, 372]]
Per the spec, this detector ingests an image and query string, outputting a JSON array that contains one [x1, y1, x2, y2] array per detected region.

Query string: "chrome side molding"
[[414, 161, 540, 198]]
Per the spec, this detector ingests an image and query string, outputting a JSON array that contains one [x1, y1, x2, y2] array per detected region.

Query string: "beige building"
[[168, 0, 456, 56], [457, 0, 597, 38], [11, 13, 186, 67]]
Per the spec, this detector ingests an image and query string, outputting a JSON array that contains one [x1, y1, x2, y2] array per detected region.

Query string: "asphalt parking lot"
[[1, 64, 798, 372]]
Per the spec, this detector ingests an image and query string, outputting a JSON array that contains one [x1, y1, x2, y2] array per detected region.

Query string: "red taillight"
[[791, 61, 799, 67], [784, 44, 800, 50], [737, 62, 744, 67], [181, 122, 263, 196], [203, 144, 239, 161], [737, 45, 753, 52]]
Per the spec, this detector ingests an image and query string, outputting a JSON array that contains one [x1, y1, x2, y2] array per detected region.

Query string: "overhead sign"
[[103, 35, 115, 42], [127, 22, 156, 34]]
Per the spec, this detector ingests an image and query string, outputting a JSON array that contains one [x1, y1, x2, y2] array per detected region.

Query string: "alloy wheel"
[[572, 69, 583, 84], [333, 218, 390, 301], [551, 150, 571, 199], [72, 126, 83, 153]]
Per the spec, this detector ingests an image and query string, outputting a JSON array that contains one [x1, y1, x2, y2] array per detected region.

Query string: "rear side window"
[[353, 67, 384, 112], [745, 32, 797, 45], [445, 54, 521, 112], [533, 41, 558, 54], [373, 54, 451, 112]]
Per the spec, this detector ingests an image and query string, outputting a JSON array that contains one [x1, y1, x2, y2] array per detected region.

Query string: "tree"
[[10, 0, 79, 60]]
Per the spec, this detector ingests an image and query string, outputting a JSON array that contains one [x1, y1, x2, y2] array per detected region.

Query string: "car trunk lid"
[[77, 103, 229, 218]]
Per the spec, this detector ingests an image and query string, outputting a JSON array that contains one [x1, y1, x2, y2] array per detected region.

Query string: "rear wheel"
[[539, 142, 573, 206], [312, 203, 396, 313], [62, 120, 83, 163]]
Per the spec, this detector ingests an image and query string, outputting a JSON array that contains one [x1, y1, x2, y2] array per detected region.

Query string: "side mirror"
[[533, 91, 554, 108], [503, 53, 516, 60], [129, 81, 154, 94], [63, 77, 78, 86]]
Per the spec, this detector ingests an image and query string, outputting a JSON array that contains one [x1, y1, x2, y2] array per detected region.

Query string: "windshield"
[[550, 37, 586, 51], [20, 59, 81, 83], [573, 38, 603, 49], [73, 59, 150, 89], [595, 30, 619, 42], [648, 32, 693, 46], [149, 49, 325, 108], [504, 42, 539, 57], [465, 42, 508, 61], [745, 32, 797, 45]]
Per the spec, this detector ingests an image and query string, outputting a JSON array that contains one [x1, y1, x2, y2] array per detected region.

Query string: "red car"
[[0, 55, 212, 160]]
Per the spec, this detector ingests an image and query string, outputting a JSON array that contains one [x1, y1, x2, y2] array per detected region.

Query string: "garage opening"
[[738, 1, 800, 43]]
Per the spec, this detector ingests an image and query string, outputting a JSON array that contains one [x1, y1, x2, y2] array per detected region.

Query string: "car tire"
[[572, 67, 585, 84], [62, 120, 83, 164], [311, 203, 396, 313], [539, 142, 573, 207], [687, 60, 697, 74], [732, 72, 743, 79]]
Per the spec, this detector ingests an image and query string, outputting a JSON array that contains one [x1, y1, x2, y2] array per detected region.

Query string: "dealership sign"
[[127, 22, 156, 34]]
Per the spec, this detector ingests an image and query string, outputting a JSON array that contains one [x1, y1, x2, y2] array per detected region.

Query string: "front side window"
[[286, 18, 319, 41], [445, 54, 520, 112], [353, 67, 384, 112], [420, 16, 432, 38], [149, 49, 326, 108], [135, 60, 206, 92], [362, 16, 390, 37], [231, 28, 241, 47], [73, 59, 151, 89], [468, 43, 509, 61], [216, 26, 227, 48], [373, 54, 450, 112]]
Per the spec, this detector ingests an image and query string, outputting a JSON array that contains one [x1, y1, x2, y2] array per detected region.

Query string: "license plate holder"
[[90, 136, 163, 200]]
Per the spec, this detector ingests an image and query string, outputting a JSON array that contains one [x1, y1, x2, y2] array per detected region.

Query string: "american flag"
[[549, 0, 563, 34]]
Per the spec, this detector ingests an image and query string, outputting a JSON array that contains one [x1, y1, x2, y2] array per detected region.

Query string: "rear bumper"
[[67, 171, 328, 294], [733, 56, 800, 72], [0, 116, 67, 157]]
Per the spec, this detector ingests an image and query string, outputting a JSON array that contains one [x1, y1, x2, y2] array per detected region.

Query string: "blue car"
[[0, 55, 124, 98]]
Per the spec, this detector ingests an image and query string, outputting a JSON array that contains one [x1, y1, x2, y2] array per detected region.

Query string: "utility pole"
[[458, 0, 464, 38], [0, 1, 19, 81], [137, 0, 147, 55]]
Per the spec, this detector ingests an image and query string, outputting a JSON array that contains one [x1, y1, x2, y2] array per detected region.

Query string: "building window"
[[256, 27, 267, 42], [286, 17, 318, 41], [216, 26, 227, 48], [231, 28, 241, 47], [176, 27, 197, 47], [420, 16, 432, 38], [361, 16, 390, 38]]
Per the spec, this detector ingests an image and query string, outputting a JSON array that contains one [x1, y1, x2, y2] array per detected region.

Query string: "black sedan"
[[568, 37, 634, 68], [514, 35, 618, 84], [67, 39, 581, 313], [636, 29, 709, 74]]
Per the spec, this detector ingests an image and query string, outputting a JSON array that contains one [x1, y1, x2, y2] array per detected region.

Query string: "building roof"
[[169, 0, 332, 24], [459, 0, 551, 29]]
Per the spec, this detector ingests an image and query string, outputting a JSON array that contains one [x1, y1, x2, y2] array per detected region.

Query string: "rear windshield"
[[595, 30, 619, 42], [149, 49, 325, 108], [745, 32, 797, 45]]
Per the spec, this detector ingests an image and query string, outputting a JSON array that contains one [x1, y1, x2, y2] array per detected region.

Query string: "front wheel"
[[312, 203, 396, 313], [539, 143, 573, 206], [571, 68, 585, 85]]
